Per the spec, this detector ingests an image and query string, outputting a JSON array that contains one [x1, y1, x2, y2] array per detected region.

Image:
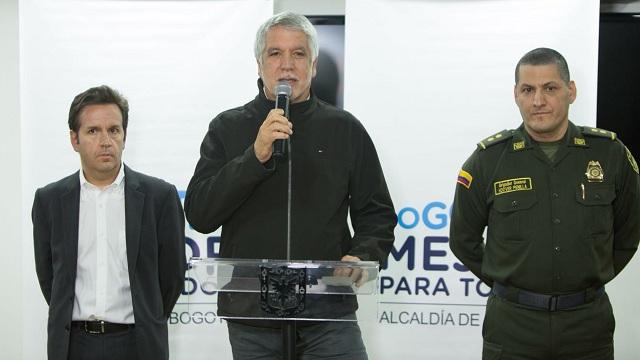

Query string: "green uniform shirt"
[[450, 121, 640, 294]]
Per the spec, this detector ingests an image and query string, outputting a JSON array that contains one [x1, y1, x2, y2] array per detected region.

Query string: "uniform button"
[[553, 218, 561, 224], [552, 193, 559, 199], [554, 246, 560, 251], [511, 200, 518, 207], [595, 194, 601, 200]]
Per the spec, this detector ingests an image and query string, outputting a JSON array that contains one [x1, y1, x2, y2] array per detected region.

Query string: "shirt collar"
[[79, 163, 125, 190]]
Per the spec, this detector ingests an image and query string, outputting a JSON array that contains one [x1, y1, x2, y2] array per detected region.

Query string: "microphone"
[[272, 82, 291, 157]]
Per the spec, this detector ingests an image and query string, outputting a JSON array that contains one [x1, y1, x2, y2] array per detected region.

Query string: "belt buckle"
[[85, 321, 105, 334], [549, 296, 558, 311]]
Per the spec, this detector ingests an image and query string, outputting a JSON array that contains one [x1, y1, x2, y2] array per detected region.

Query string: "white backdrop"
[[345, 0, 603, 358], [19, 0, 272, 358], [17, 0, 638, 359]]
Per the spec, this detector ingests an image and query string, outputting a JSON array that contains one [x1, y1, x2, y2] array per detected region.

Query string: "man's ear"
[[70, 130, 79, 152], [568, 80, 577, 104], [312, 58, 318, 78]]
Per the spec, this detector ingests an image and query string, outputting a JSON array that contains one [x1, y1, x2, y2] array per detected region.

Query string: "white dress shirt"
[[72, 165, 134, 324]]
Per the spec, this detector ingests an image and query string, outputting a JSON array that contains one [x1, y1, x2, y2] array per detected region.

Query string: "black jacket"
[[185, 81, 397, 321], [32, 165, 185, 360]]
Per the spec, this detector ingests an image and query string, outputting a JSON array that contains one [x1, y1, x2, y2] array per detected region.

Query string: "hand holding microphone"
[[273, 82, 291, 157], [253, 82, 293, 163]]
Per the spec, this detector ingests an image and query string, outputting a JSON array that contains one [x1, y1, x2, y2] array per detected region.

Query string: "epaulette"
[[477, 130, 513, 150], [581, 126, 617, 141]]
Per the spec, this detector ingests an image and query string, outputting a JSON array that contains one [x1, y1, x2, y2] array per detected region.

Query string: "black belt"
[[492, 283, 605, 311], [71, 320, 134, 335]]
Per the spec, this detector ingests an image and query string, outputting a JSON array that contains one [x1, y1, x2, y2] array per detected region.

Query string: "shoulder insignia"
[[513, 140, 526, 151], [477, 130, 512, 150], [581, 126, 617, 141], [625, 146, 639, 175], [457, 169, 473, 189]]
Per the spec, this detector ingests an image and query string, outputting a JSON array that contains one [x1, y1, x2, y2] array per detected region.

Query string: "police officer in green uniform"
[[449, 47, 640, 360]]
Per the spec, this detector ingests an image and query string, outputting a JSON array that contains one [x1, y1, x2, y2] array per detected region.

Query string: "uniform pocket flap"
[[493, 191, 537, 213], [575, 184, 616, 206]]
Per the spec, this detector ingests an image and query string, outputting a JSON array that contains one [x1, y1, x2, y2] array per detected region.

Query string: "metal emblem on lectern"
[[259, 266, 307, 317]]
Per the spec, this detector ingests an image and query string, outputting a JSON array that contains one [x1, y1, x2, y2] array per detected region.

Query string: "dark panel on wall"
[[307, 15, 345, 109], [598, 13, 640, 160]]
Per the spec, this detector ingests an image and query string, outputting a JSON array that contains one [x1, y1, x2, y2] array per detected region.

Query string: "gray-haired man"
[[185, 12, 397, 359]]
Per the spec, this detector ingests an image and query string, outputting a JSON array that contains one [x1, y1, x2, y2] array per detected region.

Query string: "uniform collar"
[[510, 121, 589, 152]]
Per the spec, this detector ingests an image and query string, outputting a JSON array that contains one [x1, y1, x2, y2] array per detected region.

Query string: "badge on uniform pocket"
[[585, 161, 604, 182]]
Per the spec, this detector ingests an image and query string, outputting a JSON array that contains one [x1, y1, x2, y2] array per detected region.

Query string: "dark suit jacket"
[[32, 165, 185, 360]]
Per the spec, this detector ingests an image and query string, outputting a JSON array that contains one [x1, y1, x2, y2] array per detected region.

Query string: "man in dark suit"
[[32, 85, 185, 360]]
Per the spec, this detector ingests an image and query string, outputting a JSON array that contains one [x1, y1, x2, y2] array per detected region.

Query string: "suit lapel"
[[124, 165, 144, 277], [60, 173, 80, 282]]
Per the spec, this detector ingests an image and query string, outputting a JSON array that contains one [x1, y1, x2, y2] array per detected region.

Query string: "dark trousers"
[[68, 326, 138, 360], [482, 293, 615, 360], [227, 320, 368, 360]]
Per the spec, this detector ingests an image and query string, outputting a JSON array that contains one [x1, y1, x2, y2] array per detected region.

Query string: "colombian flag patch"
[[457, 169, 473, 189]]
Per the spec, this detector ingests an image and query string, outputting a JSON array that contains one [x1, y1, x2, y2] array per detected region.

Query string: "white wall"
[[344, 0, 602, 357], [274, 0, 344, 15], [275, 0, 640, 16], [3, 0, 639, 359], [0, 0, 23, 358], [19, 2, 273, 359], [0, 2, 333, 358]]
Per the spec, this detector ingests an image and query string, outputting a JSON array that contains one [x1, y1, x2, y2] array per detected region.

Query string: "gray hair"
[[254, 11, 319, 64], [515, 47, 571, 84]]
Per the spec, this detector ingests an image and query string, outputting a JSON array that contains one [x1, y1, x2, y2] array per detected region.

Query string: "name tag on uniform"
[[494, 177, 533, 195]]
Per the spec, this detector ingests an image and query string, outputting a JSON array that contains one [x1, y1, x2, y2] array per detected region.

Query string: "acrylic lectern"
[[187, 258, 380, 359]]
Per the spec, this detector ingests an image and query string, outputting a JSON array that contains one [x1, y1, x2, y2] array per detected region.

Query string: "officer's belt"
[[492, 282, 605, 311]]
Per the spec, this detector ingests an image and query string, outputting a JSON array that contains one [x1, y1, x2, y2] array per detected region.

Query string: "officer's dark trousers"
[[482, 293, 614, 360]]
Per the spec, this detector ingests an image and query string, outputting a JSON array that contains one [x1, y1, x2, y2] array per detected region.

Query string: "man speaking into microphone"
[[185, 11, 396, 359]]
